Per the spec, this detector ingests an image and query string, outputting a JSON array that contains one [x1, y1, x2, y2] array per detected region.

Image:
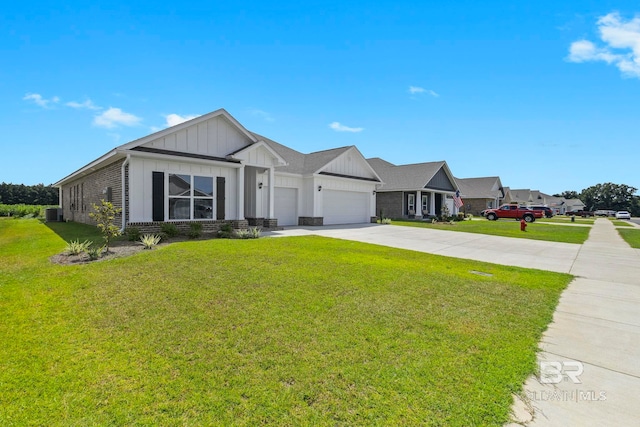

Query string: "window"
[[408, 194, 415, 212], [422, 195, 429, 212], [168, 174, 214, 220]]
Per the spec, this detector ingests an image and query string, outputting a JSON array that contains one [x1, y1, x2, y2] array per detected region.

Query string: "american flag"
[[453, 190, 464, 208]]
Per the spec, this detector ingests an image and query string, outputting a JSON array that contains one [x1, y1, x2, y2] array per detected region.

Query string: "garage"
[[274, 187, 298, 226], [323, 190, 370, 225]]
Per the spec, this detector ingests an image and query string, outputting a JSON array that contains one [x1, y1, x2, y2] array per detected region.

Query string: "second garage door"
[[323, 190, 370, 225]]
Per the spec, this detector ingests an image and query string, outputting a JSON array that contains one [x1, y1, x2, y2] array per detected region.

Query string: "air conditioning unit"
[[45, 208, 63, 222]]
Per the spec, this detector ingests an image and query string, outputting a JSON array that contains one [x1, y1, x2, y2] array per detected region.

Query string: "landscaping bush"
[[126, 227, 141, 242], [0, 204, 54, 218], [188, 223, 202, 239], [234, 227, 261, 239], [217, 223, 233, 238], [160, 223, 179, 238], [139, 234, 162, 249], [64, 239, 92, 255]]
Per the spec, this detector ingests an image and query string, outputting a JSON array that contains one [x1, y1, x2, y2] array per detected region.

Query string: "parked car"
[[615, 211, 631, 220], [594, 209, 616, 217], [529, 206, 554, 218], [483, 204, 543, 222]]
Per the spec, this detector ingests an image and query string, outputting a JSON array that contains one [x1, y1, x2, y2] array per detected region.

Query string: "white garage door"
[[274, 187, 298, 226], [323, 190, 369, 225]]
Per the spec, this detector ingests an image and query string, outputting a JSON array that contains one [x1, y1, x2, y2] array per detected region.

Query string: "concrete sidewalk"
[[266, 220, 640, 425], [510, 219, 640, 426]]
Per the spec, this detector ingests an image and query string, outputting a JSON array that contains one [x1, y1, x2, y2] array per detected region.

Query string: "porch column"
[[267, 167, 275, 219], [430, 192, 435, 216], [237, 166, 245, 220], [416, 190, 422, 217]]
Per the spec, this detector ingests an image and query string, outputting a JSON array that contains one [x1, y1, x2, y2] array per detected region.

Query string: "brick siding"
[[60, 159, 124, 225]]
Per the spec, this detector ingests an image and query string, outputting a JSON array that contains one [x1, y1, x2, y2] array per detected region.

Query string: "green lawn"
[[618, 227, 640, 248], [611, 220, 633, 227], [537, 216, 595, 225], [0, 219, 572, 425], [393, 219, 590, 244]]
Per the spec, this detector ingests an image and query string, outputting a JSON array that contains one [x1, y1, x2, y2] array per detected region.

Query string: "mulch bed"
[[49, 240, 154, 266]]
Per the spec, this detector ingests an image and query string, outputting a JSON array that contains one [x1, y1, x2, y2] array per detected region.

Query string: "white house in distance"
[[54, 108, 382, 232]]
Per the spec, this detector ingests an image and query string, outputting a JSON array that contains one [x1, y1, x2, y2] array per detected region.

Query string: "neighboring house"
[[455, 176, 504, 216], [54, 108, 382, 232], [563, 198, 587, 214], [367, 158, 460, 219], [502, 188, 584, 214]]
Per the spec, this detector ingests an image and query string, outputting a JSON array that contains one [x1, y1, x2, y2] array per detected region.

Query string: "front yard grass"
[[618, 227, 640, 248], [0, 219, 572, 425], [537, 216, 595, 225], [393, 219, 590, 244]]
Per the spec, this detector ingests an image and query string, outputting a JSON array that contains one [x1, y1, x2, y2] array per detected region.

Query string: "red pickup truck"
[[483, 204, 544, 222]]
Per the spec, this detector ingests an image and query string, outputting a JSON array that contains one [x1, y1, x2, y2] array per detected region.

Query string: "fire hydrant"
[[520, 218, 527, 232]]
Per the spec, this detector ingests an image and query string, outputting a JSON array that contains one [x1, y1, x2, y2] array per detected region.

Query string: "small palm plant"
[[140, 234, 162, 249], [65, 239, 92, 255]]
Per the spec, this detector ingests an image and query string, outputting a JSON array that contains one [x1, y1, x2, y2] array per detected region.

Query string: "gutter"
[[120, 154, 130, 232]]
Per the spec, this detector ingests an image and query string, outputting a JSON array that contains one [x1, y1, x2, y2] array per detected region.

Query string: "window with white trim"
[[408, 193, 416, 212], [168, 174, 214, 220]]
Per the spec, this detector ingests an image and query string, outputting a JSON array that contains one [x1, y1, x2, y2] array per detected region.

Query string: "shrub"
[[65, 239, 92, 255], [234, 227, 261, 239], [378, 218, 392, 225], [89, 200, 122, 252], [218, 223, 233, 239], [0, 204, 55, 218], [140, 234, 162, 249], [160, 223, 179, 238], [126, 227, 141, 242], [188, 222, 202, 239], [85, 245, 104, 261]]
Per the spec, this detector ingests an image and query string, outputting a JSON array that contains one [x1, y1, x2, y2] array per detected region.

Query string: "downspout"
[[120, 154, 130, 232]]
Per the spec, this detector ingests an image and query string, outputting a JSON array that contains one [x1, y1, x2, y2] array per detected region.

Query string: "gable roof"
[[257, 133, 380, 181], [367, 158, 457, 192], [119, 108, 258, 151], [456, 176, 503, 199]]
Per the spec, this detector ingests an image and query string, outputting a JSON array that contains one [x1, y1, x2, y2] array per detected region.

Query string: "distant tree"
[[579, 183, 637, 211], [0, 182, 58, 205], [553, 190, 580, 199]]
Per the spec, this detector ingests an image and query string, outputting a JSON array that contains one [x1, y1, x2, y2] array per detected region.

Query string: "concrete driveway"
[[266, 220, 640, 426], [267, 222, 579, 273]]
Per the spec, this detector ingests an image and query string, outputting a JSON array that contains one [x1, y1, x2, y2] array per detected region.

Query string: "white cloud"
[[66, 99, 100, 110], [93, 107, 142, 128], [568, 12, 640, 78], [23, 93, 60, 108], [329, 122, 364, 133], [249, 109, 275, 122], [164, 113, 199, 127], [409, 86, 439, 97]]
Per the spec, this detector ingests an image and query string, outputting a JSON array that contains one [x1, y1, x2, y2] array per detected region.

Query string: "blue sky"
[[3, 1, 639, 195]]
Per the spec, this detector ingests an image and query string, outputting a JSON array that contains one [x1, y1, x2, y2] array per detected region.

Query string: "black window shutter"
[[216, 177, 225, 220], [152, 172, 164, 221]]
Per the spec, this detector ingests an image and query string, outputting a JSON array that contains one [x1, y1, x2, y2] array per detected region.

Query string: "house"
[[367, 158, 460, 219], [54, 109, 382, 232], [501, 188, 585, 214], [455, 176, 504, 216]]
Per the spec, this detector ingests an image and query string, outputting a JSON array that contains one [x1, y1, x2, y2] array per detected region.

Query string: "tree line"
[[554, 182, 639, 216], [0, 182, 59, 205]]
